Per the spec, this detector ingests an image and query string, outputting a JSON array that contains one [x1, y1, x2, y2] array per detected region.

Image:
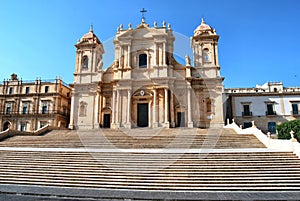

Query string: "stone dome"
[[77, 25, 101, 45], [193, 18, 215, 36]]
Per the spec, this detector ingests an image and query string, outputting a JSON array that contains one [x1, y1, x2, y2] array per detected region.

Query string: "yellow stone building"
[[0, 74, 72, 131], [69, 18, 224, 130]]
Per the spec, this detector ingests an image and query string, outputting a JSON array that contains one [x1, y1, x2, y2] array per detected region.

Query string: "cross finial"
[[89, 24, 93, 33], [140, 8, 147, 21]]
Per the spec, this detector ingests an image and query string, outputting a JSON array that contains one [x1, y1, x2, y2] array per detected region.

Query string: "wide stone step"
[[2, 164, 300, 171], [2, 158, 299, 163], [0, 128, 299, 195], [1, 178, 300, 191], [1, 174, 300, 184], [1, 169, 300, 178], [0, 128, 266, 149]]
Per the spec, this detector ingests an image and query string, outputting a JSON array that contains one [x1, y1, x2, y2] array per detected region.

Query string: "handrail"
[[224, 119, 300, 158], [0, 128, 11, 141]]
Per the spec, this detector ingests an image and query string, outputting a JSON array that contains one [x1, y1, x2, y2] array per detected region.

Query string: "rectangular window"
[[139, 54, 147, 68], [23, 106, 28, 114], [292, 103, 299, 115], [9, 87, 13, 94], [42, 105, 47, 114], [25, 87, 30, 94], [45, 86, 49, 93], [266, 104, 275, 115], [242, 105, 252, 116], [21, 123, 26, 132], [6, 106, 11, 114]]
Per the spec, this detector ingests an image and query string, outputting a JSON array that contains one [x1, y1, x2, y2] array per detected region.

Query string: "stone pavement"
[[1, 184, 300, 200]]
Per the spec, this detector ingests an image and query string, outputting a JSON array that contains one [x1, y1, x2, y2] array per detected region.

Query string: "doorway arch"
[[3, 121, 11, 131]]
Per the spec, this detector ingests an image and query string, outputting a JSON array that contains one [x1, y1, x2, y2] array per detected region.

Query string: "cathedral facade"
[[69, 18, 224, 130]]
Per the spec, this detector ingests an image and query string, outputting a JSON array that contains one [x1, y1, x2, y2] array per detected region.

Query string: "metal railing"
[[242, 111, 253, 117], [0, 110, 69, 116], [1, 78, 70, 88], [266, 111, 277, 116]]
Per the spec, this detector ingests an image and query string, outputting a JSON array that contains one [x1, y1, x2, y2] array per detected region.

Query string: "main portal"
[[137, 103, 148, 127]]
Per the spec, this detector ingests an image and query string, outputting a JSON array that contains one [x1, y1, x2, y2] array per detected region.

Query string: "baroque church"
[[69, 18, 224, 130]]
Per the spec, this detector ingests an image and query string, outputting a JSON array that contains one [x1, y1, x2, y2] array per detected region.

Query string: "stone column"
[[187, 87, 193, 128], [68, 90, 75, 129], [214, 43, 219, 66], [148, 101, 152, 128], [125, 89, 131, 128], [164, 88, 169, 128], [127, 45, 131, 68], [170, 92, 175, 127], [99, 94, 103, 127], [115, 89, 120, 128], [163, 43, 166, 66], [153, 89, 158, 128], [159, 44, 163, 66], [111, 90, 116, 127], [154, 43, 157, 66], [78, 52, 82, 71], [93, 92, 99, 129], [147, 52, 150, 69], [119, 46, 123, 68]]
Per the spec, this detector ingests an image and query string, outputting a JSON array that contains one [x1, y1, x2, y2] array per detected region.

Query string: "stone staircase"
[[0, 128, 265, 149], [0, 128, 299, 200]]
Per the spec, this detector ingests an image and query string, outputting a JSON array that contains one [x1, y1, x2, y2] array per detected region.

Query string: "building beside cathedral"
[[69, 18, 225, 129], [0, 74, 72, 131], [225, 82, 300, 133]]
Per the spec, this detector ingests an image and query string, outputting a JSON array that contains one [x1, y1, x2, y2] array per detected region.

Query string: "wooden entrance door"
[[137, 103, 148, 127], [103, 114, 111, 128], [177, 112, 185, 127]]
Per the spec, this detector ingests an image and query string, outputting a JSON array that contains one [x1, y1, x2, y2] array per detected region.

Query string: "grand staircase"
[[0, 128, 265, 149], [0, 128, 299, 200]]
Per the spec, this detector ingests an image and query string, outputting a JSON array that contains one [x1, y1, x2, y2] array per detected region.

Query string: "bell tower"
[[74, 25, 104, 84], [191, 18, 224, 128], [69, 26, 104, 129], [191, 18, 220, 79]]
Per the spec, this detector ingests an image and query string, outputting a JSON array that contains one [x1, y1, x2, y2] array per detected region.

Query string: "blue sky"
[[0, 0, 299, 88]]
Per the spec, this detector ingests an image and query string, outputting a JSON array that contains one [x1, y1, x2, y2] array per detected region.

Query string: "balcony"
[[0, 110, 68, 117], [242, 111, 253, 117], [266, 111, 277, 116]]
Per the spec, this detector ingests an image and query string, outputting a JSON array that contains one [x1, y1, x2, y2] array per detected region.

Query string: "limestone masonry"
[[1, 18, 299, 132]]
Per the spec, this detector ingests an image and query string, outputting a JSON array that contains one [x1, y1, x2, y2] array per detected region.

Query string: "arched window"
[[203, 49, 210, 62], [82, 56, 88, 68], [206, 99, 212, 113], [139, 53, 147, 68]]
